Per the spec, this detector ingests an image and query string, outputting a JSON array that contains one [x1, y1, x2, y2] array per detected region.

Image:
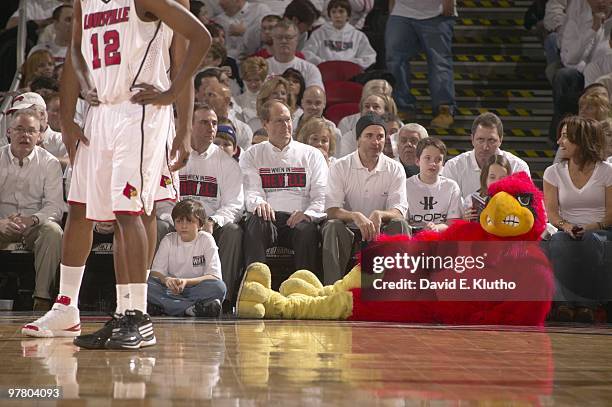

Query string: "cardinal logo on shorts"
[[123, 182, 138, 199], [160, 175, 172, 188]]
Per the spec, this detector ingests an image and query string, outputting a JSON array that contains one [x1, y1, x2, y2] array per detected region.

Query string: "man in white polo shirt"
[[266, 19, 324, 89], [323, 113, 409, 284], [178, 105, 244, 307], [441, 112, 530, 199], [240, 100, 328, 274], [215, 0, 271, 60]]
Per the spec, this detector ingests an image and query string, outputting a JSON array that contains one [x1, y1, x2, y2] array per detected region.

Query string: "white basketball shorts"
[[67, 101, 177, 221]]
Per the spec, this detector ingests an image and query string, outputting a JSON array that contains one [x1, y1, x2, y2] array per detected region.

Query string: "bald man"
[[295, 86, 342, 154], [202, 81, 253, 150]]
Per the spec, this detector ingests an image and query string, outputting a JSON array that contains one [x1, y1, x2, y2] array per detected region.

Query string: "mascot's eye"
[[517, 193, 532, 207]]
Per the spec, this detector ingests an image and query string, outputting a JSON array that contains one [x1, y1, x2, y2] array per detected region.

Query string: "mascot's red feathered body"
[[351, 171, 554, 325], [237, 172, 554, 326]]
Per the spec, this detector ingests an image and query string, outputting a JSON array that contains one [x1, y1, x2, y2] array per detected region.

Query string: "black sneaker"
[[73, 313, 123, 349], [147, 302, 165, 317], [105, 310, 156, 350], [194, 299, 222, 318]]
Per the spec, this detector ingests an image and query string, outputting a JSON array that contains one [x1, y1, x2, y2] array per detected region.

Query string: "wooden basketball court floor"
[[1, 314, 612, 405]]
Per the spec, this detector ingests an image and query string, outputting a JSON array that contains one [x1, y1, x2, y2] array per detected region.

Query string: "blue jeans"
[[546, 229, 612, 308], [543, 32, 560, 65], [147, 277, 226, 316], [385, 14, 456, 113]]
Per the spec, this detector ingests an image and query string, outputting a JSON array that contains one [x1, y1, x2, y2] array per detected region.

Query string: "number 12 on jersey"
[[90, 30, 121, 69]]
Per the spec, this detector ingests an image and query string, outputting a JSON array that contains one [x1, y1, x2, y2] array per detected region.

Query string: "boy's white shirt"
[[405, 173, 462, 227], [152, 231, 222, 280]]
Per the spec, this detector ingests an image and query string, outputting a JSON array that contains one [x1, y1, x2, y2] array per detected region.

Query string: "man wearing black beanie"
[[321, 113, 410, 284]]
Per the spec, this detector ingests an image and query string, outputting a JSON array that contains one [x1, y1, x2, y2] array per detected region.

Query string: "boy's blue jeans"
[[147, 277, 226, 316]]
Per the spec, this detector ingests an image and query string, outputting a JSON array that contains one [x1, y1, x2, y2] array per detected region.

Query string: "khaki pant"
[[0, 221, 63, 299], [321, 219, 410, 285]]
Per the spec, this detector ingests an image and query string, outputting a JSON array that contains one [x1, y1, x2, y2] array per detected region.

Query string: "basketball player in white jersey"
[[22, 0, 210, 350]]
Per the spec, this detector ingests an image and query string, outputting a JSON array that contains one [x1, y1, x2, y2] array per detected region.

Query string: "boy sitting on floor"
[[148, 199, 226, 318]]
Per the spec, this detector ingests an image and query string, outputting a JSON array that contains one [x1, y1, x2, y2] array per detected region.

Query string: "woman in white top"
[[249, 76, 296, 132], [543, 116, 612, 323]]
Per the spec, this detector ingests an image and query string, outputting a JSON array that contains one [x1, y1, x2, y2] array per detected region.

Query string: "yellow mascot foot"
[[236, 263, 273, 319], [279, 270, 323, 297]]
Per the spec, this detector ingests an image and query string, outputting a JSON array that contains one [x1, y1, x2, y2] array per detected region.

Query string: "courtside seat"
[[0, 243, 35, 310]]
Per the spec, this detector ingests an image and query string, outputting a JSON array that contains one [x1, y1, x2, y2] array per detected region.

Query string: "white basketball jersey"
[[81, 0, 172, 104]]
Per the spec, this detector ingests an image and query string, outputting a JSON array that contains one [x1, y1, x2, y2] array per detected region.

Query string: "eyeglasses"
[[12, 127, 39, 136], [273, 34, 297, 41]]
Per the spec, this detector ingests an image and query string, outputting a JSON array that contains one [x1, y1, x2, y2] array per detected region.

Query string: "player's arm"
[[60, 51, 89, 164], [132, 0, 211, 106], [70, 0, 99, 106], [168, 0, 195, 171]]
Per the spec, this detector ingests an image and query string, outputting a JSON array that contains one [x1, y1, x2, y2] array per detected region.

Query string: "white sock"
[[58, 265, 85, 308], [116, 284, 130, 314], [129, 283, 147, 314]]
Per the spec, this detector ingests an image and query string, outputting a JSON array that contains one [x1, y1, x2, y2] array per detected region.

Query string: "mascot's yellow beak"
[[480, 191, 534, 237]]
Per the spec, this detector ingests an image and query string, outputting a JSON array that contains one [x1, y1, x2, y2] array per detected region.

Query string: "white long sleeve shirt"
[[0, 145, 64, 224], [40, 127, 67, 160], [543, 0, 567, 33], [215, 2, 271, 60], [325, 151, 408, 218], [302, 22, 376, 69], [441, 149, 531, 199], [584, 48, 612, 86], [179, 144, 244, 227], [560, 0, 611, 72], [240, 140, 328, 218]]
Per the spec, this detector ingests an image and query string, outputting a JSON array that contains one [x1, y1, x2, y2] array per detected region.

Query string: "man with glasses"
[[0, 106, 64, 311], [441, 112, 531, 199], [266, 19, 324, 89]]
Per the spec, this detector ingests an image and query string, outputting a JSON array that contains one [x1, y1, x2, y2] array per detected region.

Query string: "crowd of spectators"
[[0, 0, 611, 322]]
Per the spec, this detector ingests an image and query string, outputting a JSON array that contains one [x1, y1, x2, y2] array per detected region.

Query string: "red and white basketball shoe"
[[22, 296, 81, 338]]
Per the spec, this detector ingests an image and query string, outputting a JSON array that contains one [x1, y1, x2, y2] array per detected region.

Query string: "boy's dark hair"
[[205, 22, 224, 38], [415, 137, 447, 159], [29, 76, 60, 93], [327, 0, 351, 17], [284, 0, 320, 27], [172, 199, 207, 227]]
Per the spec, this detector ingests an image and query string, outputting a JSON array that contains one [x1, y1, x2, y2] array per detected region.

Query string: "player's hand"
[[353, 212, 377, 241], [130, 83, 176, 106], [255, 202, 275, 222], [169, 134, 192, 172], [442, 0, 454, 16], [61, 121, 89, 165], [82, 87, 100, 106], [287, 211, 311, 228]]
